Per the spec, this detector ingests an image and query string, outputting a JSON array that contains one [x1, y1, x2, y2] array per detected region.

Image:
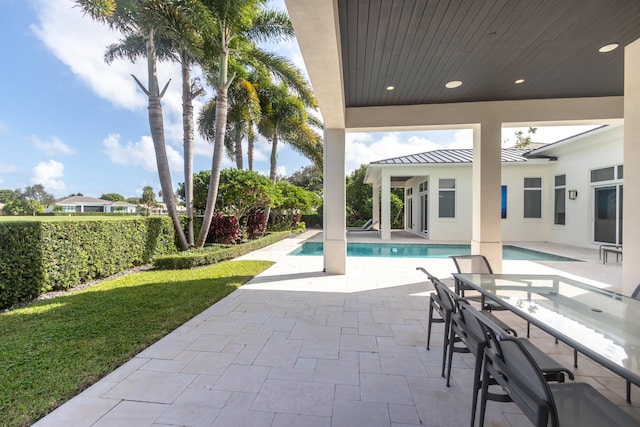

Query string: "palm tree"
[[102, 2, 205, 247], [257, 82, 323, 182], [194, 0, 315, 247], [197, 71, 261, 170], [74, 0, 189, 250]]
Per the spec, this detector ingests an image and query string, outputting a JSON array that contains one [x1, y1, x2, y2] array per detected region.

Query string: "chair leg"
[[627, 380, 632, 403], [573, 349, 578, 368], [470, 351, 484, 427], [445, 326, 456, 387], [441, 315, 451, 378], [527, 321, 530, 338], [478, 363, 490, 427], [427, 299, 434, 350]]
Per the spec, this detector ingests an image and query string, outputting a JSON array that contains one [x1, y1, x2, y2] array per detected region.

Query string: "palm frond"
[[245, 9, 294, 43]]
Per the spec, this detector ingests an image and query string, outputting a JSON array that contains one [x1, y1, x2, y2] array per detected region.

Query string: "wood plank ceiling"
[[337, 0, 640, 107]]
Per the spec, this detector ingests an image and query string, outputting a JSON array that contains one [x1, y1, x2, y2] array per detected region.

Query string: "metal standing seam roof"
[[370, 148, 533, 165]]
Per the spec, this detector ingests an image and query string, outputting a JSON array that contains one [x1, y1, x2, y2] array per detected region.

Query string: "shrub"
[[153, 231, 290, 270], [207, 214, 242, 244], [0, 217, 176, 309], [246, 209, 267, 240], [301, 214, 322, 228]]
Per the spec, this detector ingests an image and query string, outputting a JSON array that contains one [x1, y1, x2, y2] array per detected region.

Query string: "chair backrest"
[[632, 284, 640, 300], [368, 220, 379, 230], [483, 329, 558, 427], [456, 302, 491, 351], [431, 276, 456, 313], [360, 218, 373, 229], [450, 254, 493, 274]]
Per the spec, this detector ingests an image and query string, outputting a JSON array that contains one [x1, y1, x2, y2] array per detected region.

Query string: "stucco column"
[[381, 170, 391, 240], [324, 128, 346, 274], [623, 38, 640, 295], [471, 122, 503, 272], [372, 181, 380, 228]]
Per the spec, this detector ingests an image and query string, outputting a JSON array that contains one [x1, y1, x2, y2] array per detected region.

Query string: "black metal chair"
[[451, 254, 532, 337], [417, 267, 518, 380], [478, 328, 638, 427], [456, 302, 573, 427], [417, 267, 457, 377]]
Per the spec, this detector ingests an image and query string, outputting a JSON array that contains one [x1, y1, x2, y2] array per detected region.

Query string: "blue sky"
[[0, 0, 597, 200]]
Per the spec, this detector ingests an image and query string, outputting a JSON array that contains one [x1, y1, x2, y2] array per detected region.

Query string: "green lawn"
[[0, 260, 274, 427]]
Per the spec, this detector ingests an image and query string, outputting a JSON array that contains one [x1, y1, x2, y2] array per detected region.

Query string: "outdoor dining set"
[[419, 255, 640, 427]]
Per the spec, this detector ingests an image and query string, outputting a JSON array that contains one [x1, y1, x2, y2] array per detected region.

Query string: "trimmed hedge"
[[153, 231, 291, 270], [0, 217, 176, 309]]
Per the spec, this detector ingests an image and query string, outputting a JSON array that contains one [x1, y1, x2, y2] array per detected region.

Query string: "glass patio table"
[[453, 273, 640, 397]]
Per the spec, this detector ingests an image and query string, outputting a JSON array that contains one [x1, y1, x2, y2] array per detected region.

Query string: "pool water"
[[289, 242, 579, 261]]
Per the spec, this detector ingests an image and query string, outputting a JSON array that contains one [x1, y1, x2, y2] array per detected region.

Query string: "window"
[[591, 166, 615, 183], [438, 178, 455, 218], [554, 174, 566, 225], [524, 177, 542, 219]]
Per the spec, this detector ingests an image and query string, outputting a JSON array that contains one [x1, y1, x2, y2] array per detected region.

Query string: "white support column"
[[623, 38, 640, 295], [372, 181, 380, 227], [381, 170, 391, 240], [323, 128, 346, 274], [471, 122, 503, 272]]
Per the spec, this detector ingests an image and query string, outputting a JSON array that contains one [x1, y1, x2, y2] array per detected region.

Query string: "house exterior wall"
[[399, 126, 622, 246], [545, 126, 623, 246]]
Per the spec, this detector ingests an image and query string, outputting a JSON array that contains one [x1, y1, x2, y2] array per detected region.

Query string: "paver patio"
[[34, 231, 639, 426]]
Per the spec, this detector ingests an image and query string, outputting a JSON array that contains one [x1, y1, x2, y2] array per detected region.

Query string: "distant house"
[[46, 196, 138, 214], [364, 125, 623, 248]]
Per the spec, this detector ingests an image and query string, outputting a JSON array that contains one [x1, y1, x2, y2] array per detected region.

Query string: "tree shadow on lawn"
[[0, 264, 266, 427]]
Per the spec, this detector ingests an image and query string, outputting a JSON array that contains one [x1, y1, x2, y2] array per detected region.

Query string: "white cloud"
[[277, 165, 287, 176], [103, 134, 183, 174], [32, 160, 66, 194], [447, 129, 473, 149], [345, 132, 444, 174], [31, 0, 194, 155], [32, 135, 75, 155], [31, 0, 147, 111]]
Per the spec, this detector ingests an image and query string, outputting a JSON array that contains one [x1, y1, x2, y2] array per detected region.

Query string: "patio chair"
[[417, 267, 516, 379], [346, 218, 372, 231], [477, 329, 638, 427], [451, 254, 532, 337], [454, 302, 573, 427], [346, 219, 378, 232]]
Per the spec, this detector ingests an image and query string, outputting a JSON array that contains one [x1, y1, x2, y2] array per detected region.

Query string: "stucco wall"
[[400, 125, 623, 245]]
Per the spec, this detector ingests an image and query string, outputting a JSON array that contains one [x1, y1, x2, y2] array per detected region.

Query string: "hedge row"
[[153, 231, 291, 270], [0, 217, 176, 309]]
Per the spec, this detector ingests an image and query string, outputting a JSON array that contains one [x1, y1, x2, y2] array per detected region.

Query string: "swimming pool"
[[289, 243, 579, 261]]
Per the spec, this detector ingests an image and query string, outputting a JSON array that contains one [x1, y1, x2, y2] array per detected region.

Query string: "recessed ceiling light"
[[445, 80, 463, 89], [386, 85, 395, 91], [515, 79, 525, 84], [599, 43, 619, 53]]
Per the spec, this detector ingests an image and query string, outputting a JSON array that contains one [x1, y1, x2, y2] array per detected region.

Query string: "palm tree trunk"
[[264, 133, 279, 225], [181, 52, 195, 246], [269, 134, 279, 181], [235, 130, 243, 169], [248, 124, 255, 171], [196, 87, 228, 247], [146, 30, 188, 250]]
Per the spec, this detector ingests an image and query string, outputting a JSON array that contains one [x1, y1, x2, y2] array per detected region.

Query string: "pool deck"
[[34, 231, 634, 426]]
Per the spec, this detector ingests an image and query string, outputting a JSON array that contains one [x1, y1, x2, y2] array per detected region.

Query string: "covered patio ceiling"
[[338, 0, 640, 108], [287, 0, 640, 129]]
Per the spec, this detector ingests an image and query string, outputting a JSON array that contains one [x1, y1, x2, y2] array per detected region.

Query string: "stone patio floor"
[[34, 231, 639, 426]]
